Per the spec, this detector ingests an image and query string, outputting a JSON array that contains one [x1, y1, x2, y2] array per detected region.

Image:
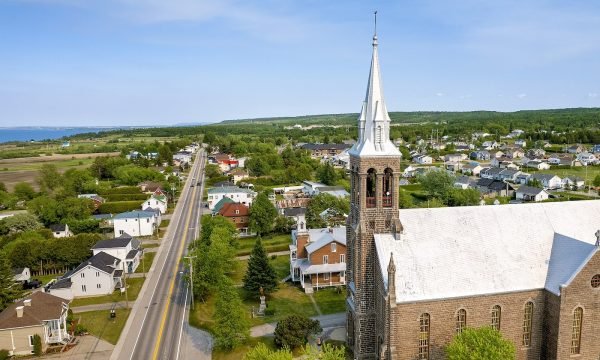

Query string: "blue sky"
[[1, 0, 600, 126]]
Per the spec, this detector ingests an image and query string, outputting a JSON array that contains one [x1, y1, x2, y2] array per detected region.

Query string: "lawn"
[[135, 252, 156, 273], [35, 273, 63, 286], [141, 242, 160, 249], [531, 165, 600, 183], [76, 309, 131, 345], [70, 277, 145, 307], [237, 234, 290, 256], [213, 336, 280, 360], [312, 287, 347, 314], [229, 256, 289, 286]]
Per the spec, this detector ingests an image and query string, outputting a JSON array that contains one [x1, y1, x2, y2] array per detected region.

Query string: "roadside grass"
[[312, 287, 347, 314], [70, 277, 145, 307], [236, 233, 290, 257], [160, 219, 170, 228], [76, 309, 131, 345], [135, 252, 156, 273], [141, 242, 160, 249], [213, 336, 279, 360]]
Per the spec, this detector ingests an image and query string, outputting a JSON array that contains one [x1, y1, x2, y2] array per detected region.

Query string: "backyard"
[[76, 309, 131, 345], [236, 233, 290, 256]]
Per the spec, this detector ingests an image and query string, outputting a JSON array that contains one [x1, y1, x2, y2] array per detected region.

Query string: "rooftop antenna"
[[374, 11, 378, 36]]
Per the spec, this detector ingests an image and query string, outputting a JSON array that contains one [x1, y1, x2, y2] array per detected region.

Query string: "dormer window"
[[235, 210, 239, 215], [331, 243, 337, 252]]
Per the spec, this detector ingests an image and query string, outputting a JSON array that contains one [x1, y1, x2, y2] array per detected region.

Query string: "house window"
[[331, 243, 337, 252], [96, 272, 100, 277], [235, 210, 239, 215], [97, 284, 101, 289], [491, 305, 501, 330], [119, 230, 124, 235], [147, 218, 150, 223], [28, 335, 34, 346], [570, 307, 583, 354], [456, 309, 467, 334], [418, 313, 430, 359], [323, 255, 329, 264], [592, 274, 600, 288], [81, 273, 85, 278], [340, 254, 346, 263], [324, 273, 330, 281], [82, 285, 87, 292], [522, 302, 534, 347]]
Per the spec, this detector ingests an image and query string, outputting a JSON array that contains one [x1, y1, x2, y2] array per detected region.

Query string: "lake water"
[[0, 127, 118, 143]]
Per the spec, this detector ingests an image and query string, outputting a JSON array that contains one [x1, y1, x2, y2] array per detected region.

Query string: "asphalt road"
[[111, 149, 206, 360]]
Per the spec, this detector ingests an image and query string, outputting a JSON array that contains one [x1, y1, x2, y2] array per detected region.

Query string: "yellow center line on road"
[[151, 158, 201, 360]]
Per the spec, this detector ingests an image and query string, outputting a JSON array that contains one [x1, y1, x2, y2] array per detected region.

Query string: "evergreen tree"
[[242, 237, 278, 296], [249, 193, 277, 236], [0, 252, 21, 311], [214, 279, 249, 350], [32, 334, 42, 356]]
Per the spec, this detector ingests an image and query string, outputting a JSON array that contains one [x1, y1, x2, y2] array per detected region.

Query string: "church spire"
[[351, 12, 400, 158]]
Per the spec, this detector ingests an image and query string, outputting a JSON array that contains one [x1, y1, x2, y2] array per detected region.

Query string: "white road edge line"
[[126, 155, 201, 360], [175, 283, 189, 360]]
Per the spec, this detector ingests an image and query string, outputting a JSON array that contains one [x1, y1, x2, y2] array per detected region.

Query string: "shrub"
[[32, 334, 42, 356], [98, 201, 142, 214], [0, 349, 9, 360], [104, 193, 148, 201], [74, 324, 87, 336], [274, 315, 322, 349]]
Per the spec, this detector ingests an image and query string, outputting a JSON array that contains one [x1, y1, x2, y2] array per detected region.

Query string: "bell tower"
[[346, 13, 402, 359]]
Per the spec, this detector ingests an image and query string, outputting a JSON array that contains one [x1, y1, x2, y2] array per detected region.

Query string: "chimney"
[[329, 227, 333, 234], [23, 299, 32, 307], [16, 306, 24, 318]]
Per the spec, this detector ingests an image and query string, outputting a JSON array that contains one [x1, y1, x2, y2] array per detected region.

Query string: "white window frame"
[[331, 243, 337, 252], [323, 255, 329, 264], [82, 285, 87, 292], [28, 335, 34, 347], [324, 272, 330, 281], [340, 254, 345, 263]]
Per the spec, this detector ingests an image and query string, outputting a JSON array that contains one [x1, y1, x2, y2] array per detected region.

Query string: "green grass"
[[245, 283, 317, 326], [76, 309, 131, 345], [0, 158, 95, 171], [142, 242, 160, 249], [531, 165, 600, 182], [312, 287, 346, 314], [35, 273, 63, 286], [237, 233, 290, 256], [213, 336, 279, 360], [229, 256, 289, 286], [70, 277, 145, 307], [160, 219, 170, 228], [135, 252, 156, 273]]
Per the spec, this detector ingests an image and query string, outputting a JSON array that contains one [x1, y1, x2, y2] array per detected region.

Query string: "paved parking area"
[[45, 335, 113, 360]]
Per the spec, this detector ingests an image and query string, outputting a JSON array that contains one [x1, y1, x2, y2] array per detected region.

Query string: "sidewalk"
[[71, 301, 131, 313], [250, 312, 345, 337]]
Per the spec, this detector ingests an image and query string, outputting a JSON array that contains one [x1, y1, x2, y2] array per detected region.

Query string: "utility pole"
[[184, 256, 196, 309], [122, 262, 129, 309]]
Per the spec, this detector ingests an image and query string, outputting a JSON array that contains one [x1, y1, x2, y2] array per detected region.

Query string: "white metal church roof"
[[374, 200, 600, 303]]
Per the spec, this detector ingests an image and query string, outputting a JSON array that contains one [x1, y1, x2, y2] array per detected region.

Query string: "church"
[[345, 27, 600, 360]]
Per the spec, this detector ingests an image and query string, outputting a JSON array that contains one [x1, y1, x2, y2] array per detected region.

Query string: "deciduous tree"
[[446, 327, 515, 360], [214, 279, 249, 350], [249, 193, 277, 236], [274, 315, 322, 349]]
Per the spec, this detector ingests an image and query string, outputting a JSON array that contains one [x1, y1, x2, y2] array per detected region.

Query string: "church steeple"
[[351, 12, 400, 157]]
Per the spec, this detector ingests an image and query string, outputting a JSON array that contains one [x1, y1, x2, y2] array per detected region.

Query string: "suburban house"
[[49, 224, 72, 238], [491, 156, 518, 168], [526, 148, 546, 158], [481, 141, 498, 150], [567, 145, 585, 154], [516, 186, 550, 202], [515, 172, 532, 185], [548, 154, 574, 166], [77, 194, 105, 210], [91, 233, 141, 273], [444, 153, 467, 162], [480, 167, 503, 180], [208, 153, 239, 172], [138, 181, 163, 193], [576, 152, 597, 165], [526, 160, 551, 170], [454, 144, 473, 152], [173, 151, 193, 164], [217, 202, 250, 234], [402, 165, 417, 178], [562, 176, 585, 190], [113, 210, 161, 237], [476, 178, 515, 197], [46, 251, 124, 300], [503, 147, 525, 159], [289, 214, 346, 293], [12, 267, 30, 283], [497, 168, 522, 182], [0, 292, 70, 356], [454, 176, 473, 189], [531, 173, 562, 189], [592, 144, 600, 153], [141, 194, 168, 214], [412, 154, 433, 164], [206, 186, 256, 210], [490, 150, 505, 159], [299, 143, 351, 158], [228, 168, 249, 184], [444, 162, 462, 172], [470, 150, 490, 161], [514, 139, 527, 147]]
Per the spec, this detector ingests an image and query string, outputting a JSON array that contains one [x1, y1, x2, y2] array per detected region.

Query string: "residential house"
[[217, 203, 250, 234], [531, 173, 562, 189], [207, 186, 256, 210], [113, 210, 161, 237], [229, 168, 249, 184], [49, 224, 72, 238], [526, 148, 546, 158], [47, 252, 123, 300], [12, 267, 30, 283], [576, 152, 597, 165], [313, 185, 350, 198], [0, 292, 70, 356], [444, 162, 462, 172], [548, 154, 574, 166], [299, 143, 351, 158], [481, 141, 498, 150], [526, 160, 551, 170], [491, 156, 517, 168], [212, 197, 235, 214], [567, 145, 585, 154], [289, 214, 346, 292], [461, 163, 483, 176], [91, 233, 141, 273], [444, 153, 467, 162], [412, 154, 433, 164], [92, 214, 114, 228], [141, 194, 168, 214], [516, 186, 550, 202], [454, 144, 473, 152], [208, 153, 239, 172], [479, 167, 502, 180], [173, 151, 192, 164], [470, 150, 490, 161], [514, 139, 527, 147], [77, 194, 105, 211], [454, 176, 472, 189], [330, 149, 351, 170], [503, 147, 525, 159], [515, 172, 532, 185], [592, 144, 600, 153], [476, 179, 515, 197], [472, 132, 490, 139], [490, 150, 505, 159], [402, 165, 417, 178], [498, 168, 522, 182], [138, 181, 163, 193], [562, 176, 585, 190]]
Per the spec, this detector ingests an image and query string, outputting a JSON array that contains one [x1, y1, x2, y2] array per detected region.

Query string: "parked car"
[[23, 279, 41, 289]]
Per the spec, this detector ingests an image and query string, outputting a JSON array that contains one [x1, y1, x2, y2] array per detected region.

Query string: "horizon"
[[1, 0, 600, 126]]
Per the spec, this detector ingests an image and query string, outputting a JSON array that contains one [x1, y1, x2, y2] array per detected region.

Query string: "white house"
[[576, 152, 597, 165], [481, 141, 498, 150], [515, 139, 527, 147], [444, 153, 466, 162], [12, 267, 30, 283], [402, 165, 417, 178], [49, 224, 72, 238], [516, 186, 549, 202], [206, 186, 256, 210], [412, 155, 433, 164], [91, 233, 142, 273], [173, 151, 192, 164], [562, 176, 585, 190], [461, 163, 482, 176], [530, 173, 562, 190], [526, 160, 550, 170], [141, 194, 168, 214], [113, 210, 161, 237], [47, 252, 123, 300], [229, 168, 250, 184]]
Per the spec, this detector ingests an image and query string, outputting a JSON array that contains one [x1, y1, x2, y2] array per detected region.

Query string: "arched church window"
[[570, 307, 583, 354], [366, 168, 376, 208], [455, 309, 467, 334], [522, 301, 534, 347], [491, 305, 501, 330], [418, 313, 430, 359], [382, 168, 393, 207]]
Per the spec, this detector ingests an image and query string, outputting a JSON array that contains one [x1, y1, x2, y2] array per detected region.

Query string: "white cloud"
[[517, 93, 527, 99]]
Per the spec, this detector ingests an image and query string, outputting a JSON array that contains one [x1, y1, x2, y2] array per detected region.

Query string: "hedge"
[[98, 186, 142, 195], [105, 193, 148, 202], [98, 201, 142, 214]]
